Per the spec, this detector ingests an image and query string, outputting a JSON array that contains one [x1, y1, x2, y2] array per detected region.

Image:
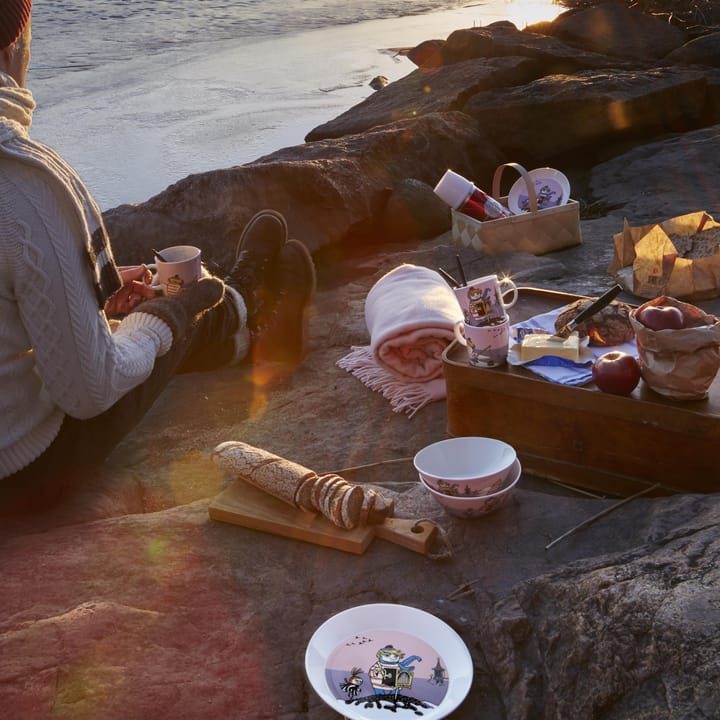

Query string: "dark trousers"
[[1, 297, 241, 515]]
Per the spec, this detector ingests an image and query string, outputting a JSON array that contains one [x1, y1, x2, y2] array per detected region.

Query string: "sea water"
[[27, 0, 562, 208]]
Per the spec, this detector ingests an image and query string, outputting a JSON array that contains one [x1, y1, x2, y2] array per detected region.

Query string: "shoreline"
[[29, 3, 562, 210]]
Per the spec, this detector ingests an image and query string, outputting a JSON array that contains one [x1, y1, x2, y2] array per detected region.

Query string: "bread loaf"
[[554, 299, 634, 346], [212, 441, 394, 529]]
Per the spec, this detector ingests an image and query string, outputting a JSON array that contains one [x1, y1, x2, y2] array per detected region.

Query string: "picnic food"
[[635, 303, 684, 330], [520, 332, 581, 362], [554, 298, 634, 346], [212, 441, 394, 530], [592, 351, 641, 395]]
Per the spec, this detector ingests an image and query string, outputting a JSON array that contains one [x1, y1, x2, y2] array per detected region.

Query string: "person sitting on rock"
[[0, 0, 316, 514]]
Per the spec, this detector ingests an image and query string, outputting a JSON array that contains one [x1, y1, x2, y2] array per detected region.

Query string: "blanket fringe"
[[337, 346, 443, 419]]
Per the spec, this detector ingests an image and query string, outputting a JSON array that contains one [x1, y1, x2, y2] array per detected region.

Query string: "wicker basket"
[[451, 162, 582, 255]]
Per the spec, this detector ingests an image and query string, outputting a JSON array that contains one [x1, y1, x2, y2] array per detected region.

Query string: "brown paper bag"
[[608, 212, 720, 301], [629, 296, 720, 401]]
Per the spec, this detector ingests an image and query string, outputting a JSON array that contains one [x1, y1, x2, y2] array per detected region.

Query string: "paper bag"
[[629, 296, 720, 401], [608, 212, 720, 301]]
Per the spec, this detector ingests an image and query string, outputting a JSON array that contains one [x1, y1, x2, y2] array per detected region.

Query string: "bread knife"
[[553, 284, 623, 339]]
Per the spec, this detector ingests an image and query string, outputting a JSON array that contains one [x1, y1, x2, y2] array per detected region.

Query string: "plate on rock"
[[508, 167, 570, 214], [305, 603, 473, 719]]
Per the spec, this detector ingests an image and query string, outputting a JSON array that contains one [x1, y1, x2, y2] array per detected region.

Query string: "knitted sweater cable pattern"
[[0, 72, 173, 478]]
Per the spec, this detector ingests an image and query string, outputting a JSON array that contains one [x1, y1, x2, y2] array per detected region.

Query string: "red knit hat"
[[0, 0, 32, 51]]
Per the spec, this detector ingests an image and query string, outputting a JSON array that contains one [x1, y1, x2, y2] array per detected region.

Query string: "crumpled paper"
[[608, 211, 720, 301], [629, 296, 720, 401]]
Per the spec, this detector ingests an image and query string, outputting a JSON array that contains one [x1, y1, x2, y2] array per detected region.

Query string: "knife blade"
[[553, 283, 623, 339]]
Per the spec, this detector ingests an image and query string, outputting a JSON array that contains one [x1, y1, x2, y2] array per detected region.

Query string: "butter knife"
[[553, 284, 623, 339]]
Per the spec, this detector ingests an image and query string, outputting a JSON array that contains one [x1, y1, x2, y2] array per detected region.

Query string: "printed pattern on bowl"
[[413, 436, 517, 497], [431, 475, 508, 498], [420, 459, 521, 519]]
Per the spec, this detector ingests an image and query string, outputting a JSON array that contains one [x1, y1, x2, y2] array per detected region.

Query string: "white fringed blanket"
[[337, 263, 463, 417]]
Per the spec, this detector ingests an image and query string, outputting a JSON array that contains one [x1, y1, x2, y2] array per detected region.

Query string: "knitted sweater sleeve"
[[0, 160, 173, 419]]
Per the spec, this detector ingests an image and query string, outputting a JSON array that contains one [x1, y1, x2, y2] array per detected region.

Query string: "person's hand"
[[105, 265, 156, 317], [128, 277, 225, 343], [118, 264, 153, 286]]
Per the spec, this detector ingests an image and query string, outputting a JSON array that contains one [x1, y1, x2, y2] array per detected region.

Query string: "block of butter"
[[520, 332, 581, 363]]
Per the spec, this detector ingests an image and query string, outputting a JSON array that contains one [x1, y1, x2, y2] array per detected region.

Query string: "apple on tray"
[[635, 304, 684, 331], [592, 351, 641, 395]]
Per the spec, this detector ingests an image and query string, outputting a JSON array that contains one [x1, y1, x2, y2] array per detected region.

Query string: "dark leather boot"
[[224, 210, 287, 332], [251, 238, 316, 368]]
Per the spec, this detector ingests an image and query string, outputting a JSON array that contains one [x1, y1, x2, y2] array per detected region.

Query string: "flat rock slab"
[[3, 71, 720, 720], [2, 487, 719, 719]]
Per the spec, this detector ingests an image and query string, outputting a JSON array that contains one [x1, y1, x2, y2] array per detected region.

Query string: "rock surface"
[[3, 6, 720, 719]]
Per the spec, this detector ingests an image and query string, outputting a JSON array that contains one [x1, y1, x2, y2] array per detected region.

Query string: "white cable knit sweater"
[[0, 72, 173, 478]]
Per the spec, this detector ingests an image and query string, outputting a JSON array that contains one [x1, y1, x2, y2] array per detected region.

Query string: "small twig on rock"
[[545, 483, 660, 550], [330, 457, 413, 475], [447, 579, 482, 600]]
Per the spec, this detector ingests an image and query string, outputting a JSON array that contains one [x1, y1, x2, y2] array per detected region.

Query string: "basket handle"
[[492, 162, 538, 213]]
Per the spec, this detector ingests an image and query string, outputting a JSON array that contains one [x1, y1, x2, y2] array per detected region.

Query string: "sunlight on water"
[[29, 0, 569, 208], [484, 0, 564, 28]]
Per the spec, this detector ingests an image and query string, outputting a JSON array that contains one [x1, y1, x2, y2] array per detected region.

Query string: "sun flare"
[[502, 0, 564, 28]]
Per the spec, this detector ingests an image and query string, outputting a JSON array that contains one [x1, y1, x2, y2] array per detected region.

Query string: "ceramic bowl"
[[420, 459, 521, 518], [413, 436, 517, 497]]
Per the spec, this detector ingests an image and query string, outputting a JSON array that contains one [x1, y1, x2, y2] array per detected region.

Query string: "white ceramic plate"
[[305, 603, 473, 719], [508, 167, 570, 215]]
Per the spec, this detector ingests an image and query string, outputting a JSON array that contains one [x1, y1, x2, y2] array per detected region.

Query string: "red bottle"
[[434, 169, 510, 221]]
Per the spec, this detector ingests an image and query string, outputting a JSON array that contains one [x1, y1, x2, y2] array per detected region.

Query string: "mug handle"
[[453, 320, 468, 346], [499, 277, 518, 309], [145, 263, 163, 294]]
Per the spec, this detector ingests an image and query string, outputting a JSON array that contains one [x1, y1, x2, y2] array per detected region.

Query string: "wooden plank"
[[208, 480, 374, 555], [208, 481, 439, 556]]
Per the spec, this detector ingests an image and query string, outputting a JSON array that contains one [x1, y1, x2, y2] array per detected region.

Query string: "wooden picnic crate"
[[442, 287, 719, 497]]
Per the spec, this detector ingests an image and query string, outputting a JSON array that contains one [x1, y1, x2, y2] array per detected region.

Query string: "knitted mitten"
[[131, 277, 225, 342]]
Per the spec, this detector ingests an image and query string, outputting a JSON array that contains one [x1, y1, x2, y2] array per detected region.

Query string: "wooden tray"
[[443, 287, 719, 497]]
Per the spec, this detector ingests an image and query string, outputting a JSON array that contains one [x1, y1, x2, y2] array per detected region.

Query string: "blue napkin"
[[508, 306, 638, 386]]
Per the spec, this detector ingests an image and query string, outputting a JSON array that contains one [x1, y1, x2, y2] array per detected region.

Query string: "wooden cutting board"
[[208, 480, 437, 555]]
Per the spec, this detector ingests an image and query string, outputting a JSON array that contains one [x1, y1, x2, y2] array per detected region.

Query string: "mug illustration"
[[457, 275, 516, 327], [464, 286, 498, 325], [165, 274, 185, 296], [466, 335, 507, 367]]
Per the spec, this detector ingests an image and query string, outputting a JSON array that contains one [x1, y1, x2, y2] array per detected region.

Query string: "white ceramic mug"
[[453, 274, 518, 327], [148, 245, 202, 296], [454, 317, 510, 368]]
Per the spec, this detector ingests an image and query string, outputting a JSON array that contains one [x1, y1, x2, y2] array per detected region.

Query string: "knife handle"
[[374, 518, 438, 555]]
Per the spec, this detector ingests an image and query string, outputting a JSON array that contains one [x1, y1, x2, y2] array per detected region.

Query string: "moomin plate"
[[305, 603, 473, 719], [508, 167, 570, 215]]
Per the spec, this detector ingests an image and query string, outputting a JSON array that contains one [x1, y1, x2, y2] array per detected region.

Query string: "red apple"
[[636, 304, 684, 331], [592, 351, 641, 395]]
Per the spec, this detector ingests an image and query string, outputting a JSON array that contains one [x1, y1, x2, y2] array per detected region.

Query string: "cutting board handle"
[[374, 518, 439, 555]]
